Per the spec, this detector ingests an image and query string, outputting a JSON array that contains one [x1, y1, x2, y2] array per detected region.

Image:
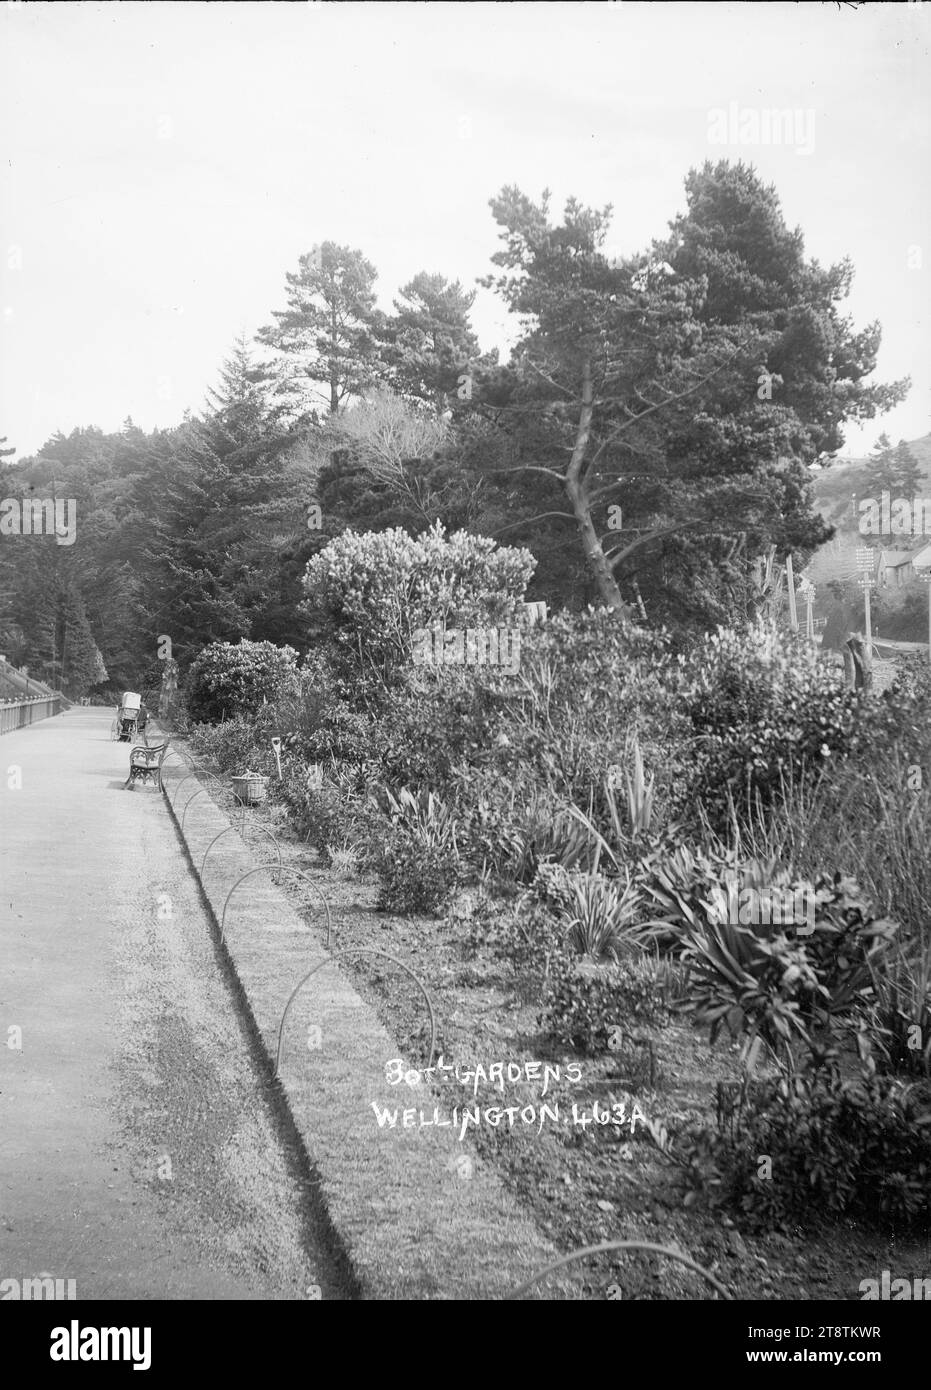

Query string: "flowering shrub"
[[185, 639, 300, 724], [301, 520, 535, 694], [271, 756, 380, 852]]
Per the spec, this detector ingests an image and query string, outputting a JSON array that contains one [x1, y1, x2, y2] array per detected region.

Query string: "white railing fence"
[[0, 695, 65, 736]]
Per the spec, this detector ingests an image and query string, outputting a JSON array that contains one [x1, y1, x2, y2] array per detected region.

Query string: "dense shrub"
[[635, 842, 735, 952], [274, 772, 342, 847], [867, 940, 931, 1078], [457, 891, 565, 973], [799, 874, 898, 1024], [491, 607, 682, 807], [369, 607, 684, 882], [675, 872, 899, 1064], [675, 623, 864, 831], [667, 1058, 931, 1230], [856, 659, 931, 764], [302, 521, 534, 695], [188, 713, 272, 774], [267, 656, 337, 754], [271, 756, 378, 852], [376, 831, 460, 915], [542, 951, 671, 1055], [297, 700, 379, 766], [185, 639, 300, 724], [451, 775, 535, 879], [375, 668, 510, 791], [796, 754, 931, 945], [292, 607, 687, 900], [373, 786, 463, 914]]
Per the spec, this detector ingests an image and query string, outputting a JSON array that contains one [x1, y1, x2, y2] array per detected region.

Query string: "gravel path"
[[0, 707, 350, 1300]]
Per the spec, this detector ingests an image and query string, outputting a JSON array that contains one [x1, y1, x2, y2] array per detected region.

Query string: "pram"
[[112, 691, 142, 742]]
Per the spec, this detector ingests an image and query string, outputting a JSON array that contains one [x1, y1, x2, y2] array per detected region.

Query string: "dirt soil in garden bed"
[[176, 754, 931, 1301]]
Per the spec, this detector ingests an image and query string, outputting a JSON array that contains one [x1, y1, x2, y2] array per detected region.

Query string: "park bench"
[[124, 738, 171, 791]]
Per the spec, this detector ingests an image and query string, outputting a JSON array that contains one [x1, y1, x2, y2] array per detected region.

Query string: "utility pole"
[[855, 547, 875, 644], [785, 553, 798, 633], [798, 576, 816, 644]]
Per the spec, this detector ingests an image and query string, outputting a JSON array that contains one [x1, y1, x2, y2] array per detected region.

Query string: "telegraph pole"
[[785, 553, 799, 633], [856, 547, 875, 644]]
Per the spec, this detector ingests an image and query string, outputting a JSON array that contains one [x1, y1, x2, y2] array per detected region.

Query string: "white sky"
[[1, 0, 928, 460]]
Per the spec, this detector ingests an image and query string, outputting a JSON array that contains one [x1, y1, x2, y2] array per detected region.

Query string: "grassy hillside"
[[811, 432, 931, 535]]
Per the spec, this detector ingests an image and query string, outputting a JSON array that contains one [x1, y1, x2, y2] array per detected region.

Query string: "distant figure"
[[136, 702, 149, 745]]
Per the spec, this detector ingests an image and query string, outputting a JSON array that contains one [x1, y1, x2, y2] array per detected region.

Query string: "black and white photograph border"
[[0, 0, 929, 1350]]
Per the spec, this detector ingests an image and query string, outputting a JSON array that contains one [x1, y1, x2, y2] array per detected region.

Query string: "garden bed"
[[181, 742, 929, 1301]]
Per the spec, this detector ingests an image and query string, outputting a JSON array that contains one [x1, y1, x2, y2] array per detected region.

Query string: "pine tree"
[[56, 588, 104, 695], [471, 166, 909, 626], [385, 272, 485, 411], [256, 241, 388, 419], [658, 161, 910, 459], [867, 433, 923, 500], [205, 333, 272, 448], [138, 340, 308, 658]]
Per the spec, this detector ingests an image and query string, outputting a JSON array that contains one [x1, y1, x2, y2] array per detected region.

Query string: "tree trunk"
[[564, 357, 634, 616], [845, 633, 872, 692], [329, 305, 339, 415]]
